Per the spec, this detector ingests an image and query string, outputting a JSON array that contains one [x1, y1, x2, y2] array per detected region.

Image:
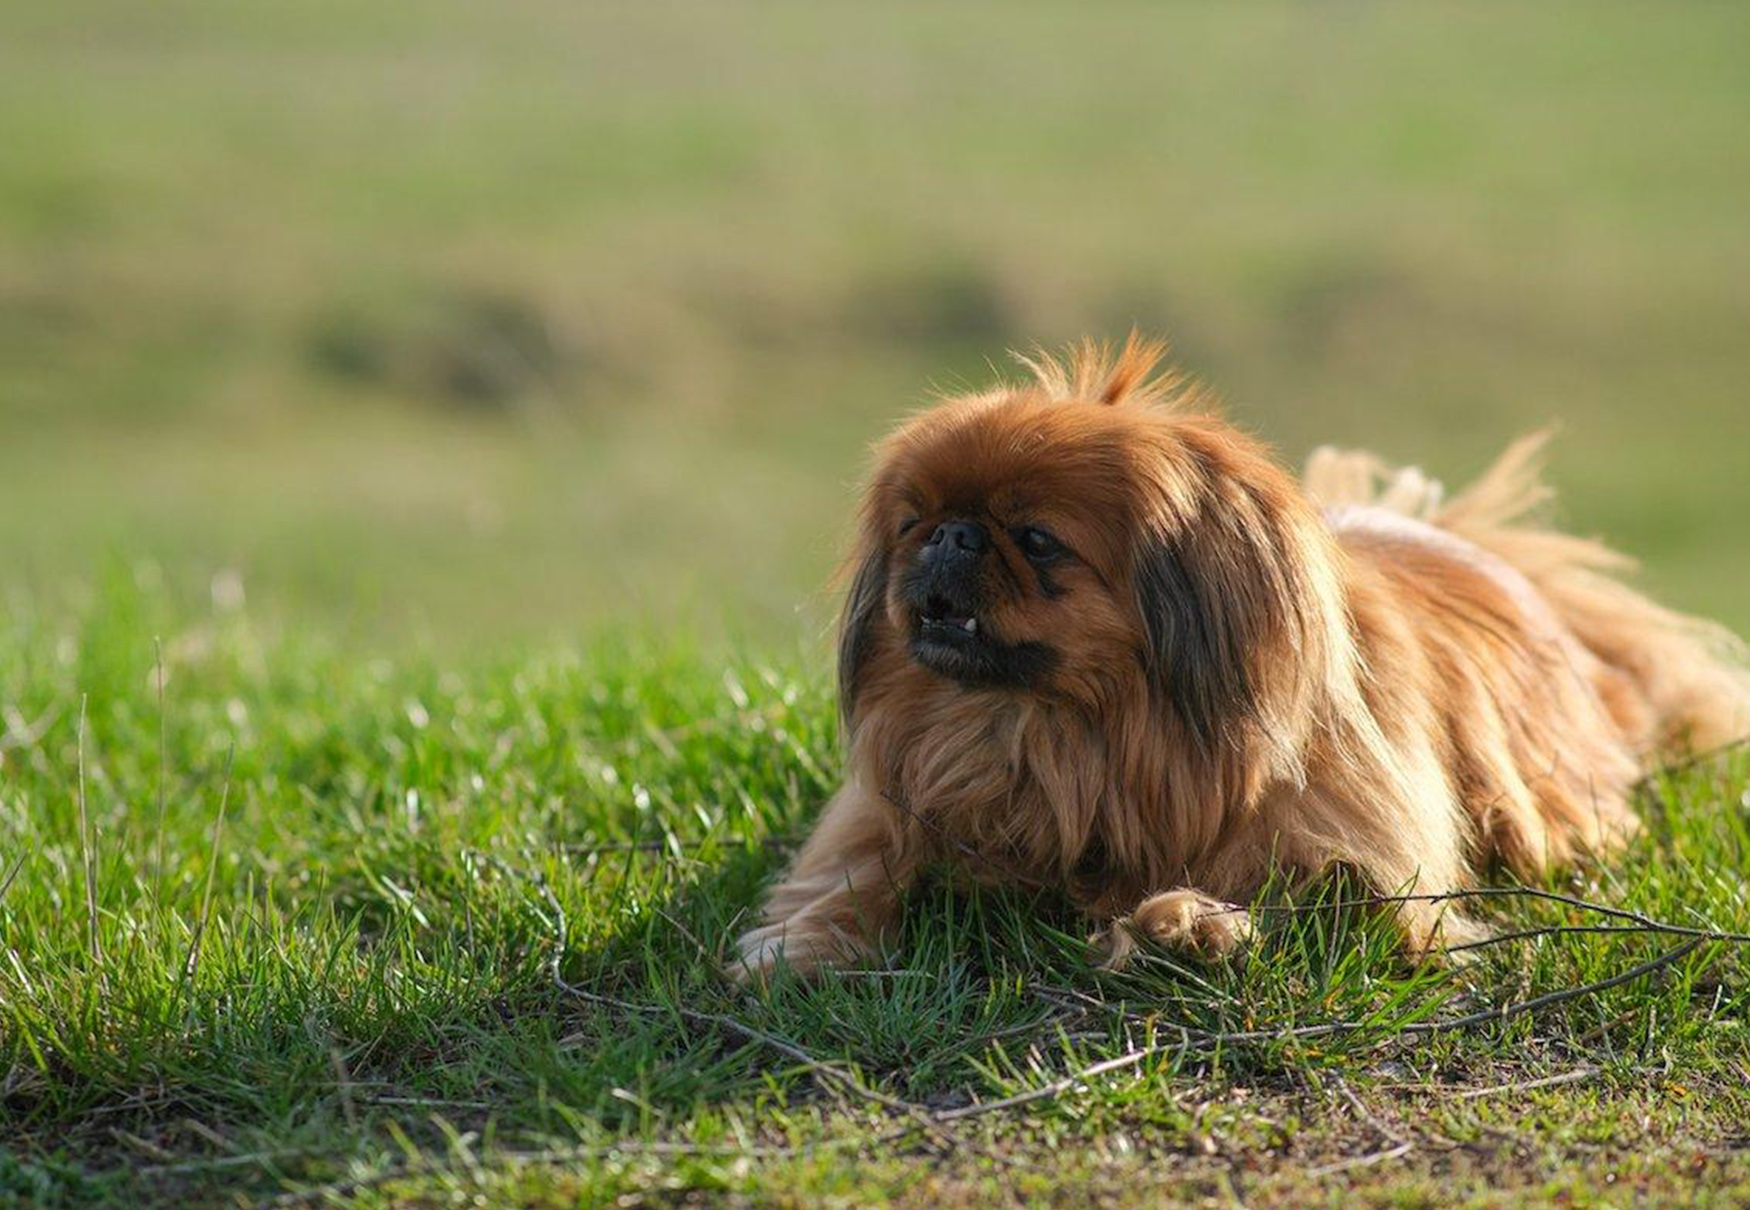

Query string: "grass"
[[2, 587, 1747, 1208]]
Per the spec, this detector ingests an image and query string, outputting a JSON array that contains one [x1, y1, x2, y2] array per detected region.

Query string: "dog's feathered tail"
[[1306, 433, 1750, 753]]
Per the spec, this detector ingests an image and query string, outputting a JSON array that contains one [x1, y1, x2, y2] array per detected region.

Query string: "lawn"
[[1, 592, 1748, 1207], [4, 0, 1750, 1205]]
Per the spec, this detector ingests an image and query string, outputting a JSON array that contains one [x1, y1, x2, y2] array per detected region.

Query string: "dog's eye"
[[898, 517, 920, 538], [1016, 526, 1064, 561]]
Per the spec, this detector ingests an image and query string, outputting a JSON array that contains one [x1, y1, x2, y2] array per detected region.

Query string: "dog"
[[734, 335, 1750, 979]]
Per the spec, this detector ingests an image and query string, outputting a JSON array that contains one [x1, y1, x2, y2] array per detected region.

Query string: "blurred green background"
[[5, 0, 1748, 648]]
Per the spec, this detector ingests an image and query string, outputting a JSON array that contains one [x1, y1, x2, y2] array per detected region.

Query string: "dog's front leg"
[[732, 780, 911, 982], [1090, 888, 1255, 970]]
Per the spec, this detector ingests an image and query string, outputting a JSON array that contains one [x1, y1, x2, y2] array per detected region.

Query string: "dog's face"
[[858, 394, 1150, 699], [838, 340, 1340, 755]]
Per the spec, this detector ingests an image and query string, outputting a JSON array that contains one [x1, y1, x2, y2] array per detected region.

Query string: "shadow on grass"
[[544, 845, 1451, 1132]]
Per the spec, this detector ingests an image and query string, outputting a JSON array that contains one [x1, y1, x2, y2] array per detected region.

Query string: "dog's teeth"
[[963, 617, 978, 633]]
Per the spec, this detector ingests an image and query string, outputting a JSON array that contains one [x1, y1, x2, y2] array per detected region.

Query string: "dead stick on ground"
[[1455, 1066, 1600, 1100], [178, 745, 236, 994], [1305, 1140, 1415, 1180], [1209, 886, 1750, 945], [153, 636, 170, 901], [925, 938, 1705, 1126], [76, 695, 102, 964]]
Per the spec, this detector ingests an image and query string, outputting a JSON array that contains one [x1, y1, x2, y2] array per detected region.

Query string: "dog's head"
[[839, 336, 1350, 766]]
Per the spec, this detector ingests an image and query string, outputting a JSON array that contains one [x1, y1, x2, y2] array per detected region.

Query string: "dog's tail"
[[1305, 433, 1750, 753]]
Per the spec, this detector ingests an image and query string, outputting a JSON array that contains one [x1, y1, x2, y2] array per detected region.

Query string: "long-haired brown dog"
[[735, 336, 1750, 978]]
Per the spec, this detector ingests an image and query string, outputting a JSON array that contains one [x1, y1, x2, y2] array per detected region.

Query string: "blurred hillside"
[[4, 0, 1747, 646]]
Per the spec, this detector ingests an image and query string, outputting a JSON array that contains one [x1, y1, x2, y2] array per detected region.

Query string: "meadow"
[[3, 1, 1750, 1205]]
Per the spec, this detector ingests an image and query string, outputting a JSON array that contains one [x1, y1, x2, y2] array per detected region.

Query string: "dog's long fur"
[[735, 337, 1750, 976]]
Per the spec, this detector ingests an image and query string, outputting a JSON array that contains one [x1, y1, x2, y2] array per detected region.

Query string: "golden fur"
[[735, 336, 1750, 978]]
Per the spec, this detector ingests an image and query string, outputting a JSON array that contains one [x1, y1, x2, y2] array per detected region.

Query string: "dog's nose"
[[926, 520, 988, 555]]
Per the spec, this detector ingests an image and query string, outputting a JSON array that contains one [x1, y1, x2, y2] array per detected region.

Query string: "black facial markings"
[[908, 632, 1060, 690], [837, 550, 889, 730], [1134, 534, 1250, 745]]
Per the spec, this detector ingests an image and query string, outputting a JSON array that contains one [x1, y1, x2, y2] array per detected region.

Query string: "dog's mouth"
[[907, 596, 1057, 690], [916, 594, 982, 647]]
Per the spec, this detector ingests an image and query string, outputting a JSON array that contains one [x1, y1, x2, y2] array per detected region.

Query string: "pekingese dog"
[[735, 336, 1750, 978]]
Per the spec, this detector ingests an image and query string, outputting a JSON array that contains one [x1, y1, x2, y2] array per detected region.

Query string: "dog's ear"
[[1135, 532, 1242, 747], [1132, 435, 1340, 764], [837, 543, 888, 733]]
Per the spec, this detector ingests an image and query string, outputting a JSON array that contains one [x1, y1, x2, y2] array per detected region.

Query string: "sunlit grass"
[[1, 588, 1746, 1207]]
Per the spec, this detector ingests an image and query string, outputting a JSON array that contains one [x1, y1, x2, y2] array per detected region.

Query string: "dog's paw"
[[1091, 889, 1254, 971], [728, 920, 831, 986]]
